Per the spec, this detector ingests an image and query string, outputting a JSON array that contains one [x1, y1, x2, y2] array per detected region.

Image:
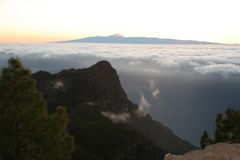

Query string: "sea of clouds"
[[1, 43, 240, 146], [1, 43, 240, 79]]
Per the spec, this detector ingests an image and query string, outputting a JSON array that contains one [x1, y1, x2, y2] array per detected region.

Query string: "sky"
[[0, 0, 240, 43]]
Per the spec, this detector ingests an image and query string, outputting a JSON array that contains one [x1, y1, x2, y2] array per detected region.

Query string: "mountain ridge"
[[33, 60, 197, 159], [58, 35, 218, 45]]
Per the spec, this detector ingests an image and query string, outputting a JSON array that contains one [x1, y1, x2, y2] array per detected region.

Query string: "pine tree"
[[0, 58, 75, 160], [200, 108, 240, 148], [200, 131, 211, 148]]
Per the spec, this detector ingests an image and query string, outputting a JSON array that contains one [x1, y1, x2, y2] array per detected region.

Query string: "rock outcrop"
[[165, 143, 240, 160]]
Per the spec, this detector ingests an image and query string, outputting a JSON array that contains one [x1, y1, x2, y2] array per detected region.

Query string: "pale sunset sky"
[[0, 0, 240, 44]]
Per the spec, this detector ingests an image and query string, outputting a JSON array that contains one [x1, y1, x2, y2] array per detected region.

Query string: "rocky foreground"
[[165, 143, 240, 160]]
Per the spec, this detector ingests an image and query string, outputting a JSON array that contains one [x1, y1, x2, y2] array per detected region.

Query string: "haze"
[[1, 0, 240, 43]]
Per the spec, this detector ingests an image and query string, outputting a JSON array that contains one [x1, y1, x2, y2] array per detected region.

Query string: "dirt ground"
[[165, 143, 240, 160]]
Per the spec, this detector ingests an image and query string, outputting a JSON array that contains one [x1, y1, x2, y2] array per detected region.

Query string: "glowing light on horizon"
[[0, 0, 240, 43]]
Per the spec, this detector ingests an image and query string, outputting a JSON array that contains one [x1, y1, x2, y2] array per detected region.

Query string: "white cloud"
[[158, 58, 180, 69], [143, 68, 160, 74], [194, 63, 240, 79], [85, 102, 95, 106], [135, 93, 151, 116], [129, 60, 143, 65], [101, 111, 130, 123], [152, 89, 160, 97], [54, 80, 64, 89], [148, 79, 160, 97]]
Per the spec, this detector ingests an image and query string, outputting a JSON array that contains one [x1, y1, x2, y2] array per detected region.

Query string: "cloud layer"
[[1, 43, 240, 78]]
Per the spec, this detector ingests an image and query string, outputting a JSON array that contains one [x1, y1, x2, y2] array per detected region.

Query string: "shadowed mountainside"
[[33, 61, 196, 159]]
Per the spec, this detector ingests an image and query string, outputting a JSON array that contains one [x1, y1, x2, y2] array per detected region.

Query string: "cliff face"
[[33, 61, 137, 113], [33, 61, 196, 159]]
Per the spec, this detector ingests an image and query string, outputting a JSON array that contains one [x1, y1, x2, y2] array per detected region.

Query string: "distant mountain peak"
[[109, 34, 124, 38], [59, 35, 218, 45]]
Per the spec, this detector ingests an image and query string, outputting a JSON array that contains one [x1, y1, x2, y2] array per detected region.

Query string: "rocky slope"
[[165, 143, 240, 160], [33, 60, 196, 159]]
